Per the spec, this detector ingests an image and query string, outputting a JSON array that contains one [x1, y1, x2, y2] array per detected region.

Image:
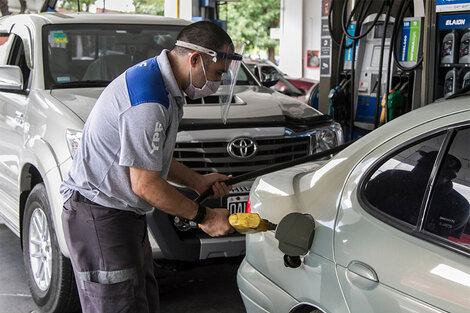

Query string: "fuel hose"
[[194, 141, 352, 204]]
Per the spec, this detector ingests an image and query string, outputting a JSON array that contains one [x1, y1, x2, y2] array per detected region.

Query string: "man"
[[365, 150, 469, 238], [60, 21, 238, 313]]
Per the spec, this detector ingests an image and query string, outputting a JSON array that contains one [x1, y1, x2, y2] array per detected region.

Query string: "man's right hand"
[[199, 208, 234, 237]]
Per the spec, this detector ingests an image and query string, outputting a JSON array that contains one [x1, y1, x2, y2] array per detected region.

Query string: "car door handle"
[[15, 111, 24, 127], [346, 260, 379, 290], [15, 111, 24, 121]]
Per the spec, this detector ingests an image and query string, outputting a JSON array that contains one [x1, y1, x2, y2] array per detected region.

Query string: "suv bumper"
[[146, 184, 250, 261]]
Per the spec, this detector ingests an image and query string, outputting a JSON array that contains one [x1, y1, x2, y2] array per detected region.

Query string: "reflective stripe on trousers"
[[62, 197, 159, 313]]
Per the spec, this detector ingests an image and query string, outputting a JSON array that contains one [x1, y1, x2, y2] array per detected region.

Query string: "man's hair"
[[416, 151, 462, 172], [174, 21, 233, 56]]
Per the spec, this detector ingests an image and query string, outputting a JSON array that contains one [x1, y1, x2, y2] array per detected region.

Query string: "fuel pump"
[[353, 14, 395, 132], [328, 0, 424, 141]]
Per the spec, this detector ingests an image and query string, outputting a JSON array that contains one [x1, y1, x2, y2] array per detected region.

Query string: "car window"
[[44, 24, 259, 89], [43, 24, 182, 88], [364, 133, 447, 225], [425, 128, 470, 249], [232, 64, 257, 86], [7, 34, 30, 88], [0, 33, 14, 65]]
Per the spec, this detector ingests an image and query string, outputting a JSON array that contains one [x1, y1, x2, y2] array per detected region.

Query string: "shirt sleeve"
[[118, 102, 169, 172]]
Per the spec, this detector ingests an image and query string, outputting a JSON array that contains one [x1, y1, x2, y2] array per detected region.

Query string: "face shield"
[[220, 42, 245, 124], [175, 40, 244, 124]]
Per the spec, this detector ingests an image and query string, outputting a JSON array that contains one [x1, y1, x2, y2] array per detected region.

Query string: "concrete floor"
[[0, 221, 246, 313]]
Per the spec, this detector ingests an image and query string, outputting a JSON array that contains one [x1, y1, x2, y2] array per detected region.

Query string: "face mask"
[[184, 57, 221, 99]]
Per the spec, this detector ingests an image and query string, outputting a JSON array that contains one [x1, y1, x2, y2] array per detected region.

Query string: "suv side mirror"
[[256, 65, 280, 87], [0, 65, 23, 91], [275, 212, 315, 268], [260, 73, 280, 87]]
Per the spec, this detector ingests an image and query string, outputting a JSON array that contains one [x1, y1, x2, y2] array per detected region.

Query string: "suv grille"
[[174, 136, 311, 176]]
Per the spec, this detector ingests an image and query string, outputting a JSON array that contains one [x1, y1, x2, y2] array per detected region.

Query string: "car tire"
[[22, 183, 81, 313]]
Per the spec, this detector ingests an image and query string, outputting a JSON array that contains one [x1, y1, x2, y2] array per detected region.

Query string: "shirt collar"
[[157, 49, 184, 106]]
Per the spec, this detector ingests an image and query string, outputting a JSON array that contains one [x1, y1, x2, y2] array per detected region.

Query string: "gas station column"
[[279, 0, 304, 78], [164, 0, 192, 20]]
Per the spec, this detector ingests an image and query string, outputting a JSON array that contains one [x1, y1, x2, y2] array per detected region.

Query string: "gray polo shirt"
[[60, 50, 184, 215]]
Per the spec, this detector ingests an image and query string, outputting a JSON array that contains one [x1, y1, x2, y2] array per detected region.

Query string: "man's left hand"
[[195, 173, 232, 199]]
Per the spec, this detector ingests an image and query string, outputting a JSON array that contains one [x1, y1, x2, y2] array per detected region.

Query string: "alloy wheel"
[[28, 207, 52, 291]]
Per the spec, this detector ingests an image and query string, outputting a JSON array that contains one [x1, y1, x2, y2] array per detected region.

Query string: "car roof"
[[349, 97, 470, 156], [2, 12, 192, 27], [398, 96, 470, 126]]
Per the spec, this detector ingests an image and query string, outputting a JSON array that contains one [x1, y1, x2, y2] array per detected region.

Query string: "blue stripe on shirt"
[[125, 57, 170, 108]]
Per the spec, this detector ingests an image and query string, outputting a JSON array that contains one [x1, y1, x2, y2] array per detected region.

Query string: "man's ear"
[[188, 52, 200, 67]]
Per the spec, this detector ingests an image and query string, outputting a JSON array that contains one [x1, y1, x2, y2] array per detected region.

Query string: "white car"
[[237, 99, 470, 313], [0, 12, 342, 312]]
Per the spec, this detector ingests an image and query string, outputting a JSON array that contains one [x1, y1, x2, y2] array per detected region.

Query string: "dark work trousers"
[[62, 195, 159, 313]]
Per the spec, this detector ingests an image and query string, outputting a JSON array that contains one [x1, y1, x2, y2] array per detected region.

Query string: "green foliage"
[[134, 0, 164, 16], [60, 0, 97, 12], [219, 0, 280, 55]]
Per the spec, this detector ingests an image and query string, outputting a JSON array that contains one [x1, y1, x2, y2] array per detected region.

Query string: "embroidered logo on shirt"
[[151, 122, 163, 153]]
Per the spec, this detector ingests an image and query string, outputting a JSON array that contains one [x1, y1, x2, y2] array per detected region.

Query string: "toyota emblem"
[[227, 137, 258, 159]]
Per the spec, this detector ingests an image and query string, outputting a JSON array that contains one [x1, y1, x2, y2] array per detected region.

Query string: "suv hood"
[[50, 86, 325, 126], [50, 88, 105, 122]]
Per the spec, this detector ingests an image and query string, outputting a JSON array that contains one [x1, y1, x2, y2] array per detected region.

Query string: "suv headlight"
[[65, 129, 83, 158], [312, 122, 344, 154]]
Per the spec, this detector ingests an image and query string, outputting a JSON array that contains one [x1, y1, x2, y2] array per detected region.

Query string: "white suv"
[[0, 12, 342, 312]]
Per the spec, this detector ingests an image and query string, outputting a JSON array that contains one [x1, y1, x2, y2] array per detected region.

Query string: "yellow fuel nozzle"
[[228, 213, 277, 234]]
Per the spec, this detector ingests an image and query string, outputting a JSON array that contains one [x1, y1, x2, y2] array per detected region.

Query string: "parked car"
[[244, 59, 318, 104], [237, 99, 470, 313], [0, 12, 342, 312]]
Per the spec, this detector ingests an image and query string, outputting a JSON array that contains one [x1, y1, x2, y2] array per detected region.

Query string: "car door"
[[0, 31, 30, 230], [334, 116, 470, 313]]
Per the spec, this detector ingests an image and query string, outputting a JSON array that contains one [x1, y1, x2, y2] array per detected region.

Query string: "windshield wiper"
[[50, 80, 110, 89]]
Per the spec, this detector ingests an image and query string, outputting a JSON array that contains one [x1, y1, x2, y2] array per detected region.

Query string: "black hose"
[[335, 0, 369, 83], [336, 34, 346, 83], [328, 0, 355, 49], [346, 0, 386, 140], [393, 0, 423, 72], [349, 32, 357, 141], [194, 142, 352, 204], [385, 0, 408, 123], [342, 0, 387, 41], [328, 0, 342, 47], [374, 1, 393, 129]]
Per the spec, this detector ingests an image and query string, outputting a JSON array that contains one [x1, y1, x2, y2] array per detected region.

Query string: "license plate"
[[227, 195, 248, 214]]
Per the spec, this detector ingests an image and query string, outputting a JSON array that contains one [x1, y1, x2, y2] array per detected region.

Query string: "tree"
[[60, 0, 97, 12], [0, 0, 9, 15], [219, 0, 280, 62], [0, 0, 27, 15], [133, 0, 164, 16]]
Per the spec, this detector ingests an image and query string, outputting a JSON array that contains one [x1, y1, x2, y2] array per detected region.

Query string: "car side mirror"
[[256, 66, 279, 88], [0, 65, 23, 91], [260, 72, 280, 88], [275, 212, 315, 268]]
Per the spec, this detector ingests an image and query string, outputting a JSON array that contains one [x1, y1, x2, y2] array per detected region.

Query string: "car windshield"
[[43, 24, 258, 89]]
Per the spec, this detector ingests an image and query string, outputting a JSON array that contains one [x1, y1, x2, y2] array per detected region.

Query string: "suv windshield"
[[43, 24, 257, 89]]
